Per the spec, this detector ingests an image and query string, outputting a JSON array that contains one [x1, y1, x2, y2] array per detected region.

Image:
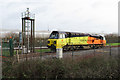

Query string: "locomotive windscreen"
[[49, 31, 59, 39]]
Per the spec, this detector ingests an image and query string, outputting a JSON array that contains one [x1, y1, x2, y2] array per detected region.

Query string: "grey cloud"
[[0, 0, 118, 33]]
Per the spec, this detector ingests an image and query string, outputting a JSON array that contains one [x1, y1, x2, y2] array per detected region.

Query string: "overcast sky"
[[0, 0, 119, 33]]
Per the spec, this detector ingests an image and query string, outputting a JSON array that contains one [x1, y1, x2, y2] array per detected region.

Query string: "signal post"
[[21, 8, 35, 53]]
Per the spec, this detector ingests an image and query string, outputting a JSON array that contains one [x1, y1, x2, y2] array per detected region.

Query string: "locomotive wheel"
[[51, 48, 56, 52], [63, 47, 68, 51], [50, 45, 56, 52], [91, 45, 95, 49], [79, 46, 84, 49]]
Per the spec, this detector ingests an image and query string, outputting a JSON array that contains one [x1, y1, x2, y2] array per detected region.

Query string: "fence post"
[[9, 37, 13, 57], [56, 44, 63, 59], [1, 40, 2, 57], [72, 43, 74, 60], [40, 40, 42, 58], [93, 43, 95, 56], [56, 48, 63, 59], [0, 39, 2, 80], [16, 50, 19, 62], [109, 43, 111, 56]]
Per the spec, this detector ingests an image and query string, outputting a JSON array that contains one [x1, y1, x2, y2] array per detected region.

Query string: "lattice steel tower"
[[22, 8, 35, 53]]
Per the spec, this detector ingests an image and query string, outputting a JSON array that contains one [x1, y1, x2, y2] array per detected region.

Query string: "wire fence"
[[2, 42, 10, 57], [1, 38, 119, 63], [63, 44, 118, 60]]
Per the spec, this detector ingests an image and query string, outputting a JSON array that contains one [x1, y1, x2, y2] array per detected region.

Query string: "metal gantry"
[[22, 8, 35, 53]]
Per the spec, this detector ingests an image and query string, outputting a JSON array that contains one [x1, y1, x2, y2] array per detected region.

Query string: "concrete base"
[[28, 50, 30, 53]]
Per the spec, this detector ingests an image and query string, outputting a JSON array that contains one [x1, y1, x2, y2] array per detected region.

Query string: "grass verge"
[[35, 49, 51, 53], [106, 43, 120, 46]]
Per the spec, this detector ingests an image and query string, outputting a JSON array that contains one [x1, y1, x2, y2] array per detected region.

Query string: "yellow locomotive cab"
[[47, 31, 68, 51]]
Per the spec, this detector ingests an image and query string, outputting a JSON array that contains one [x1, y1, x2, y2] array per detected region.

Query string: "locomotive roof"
[[52, 31, 102, 37], [52, 31, 90, 36], [52, 31, 89, 34]]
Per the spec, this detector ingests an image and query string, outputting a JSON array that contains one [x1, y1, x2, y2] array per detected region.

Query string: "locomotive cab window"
[[103, 36, 106, 40], [49, 33, 59, 39]]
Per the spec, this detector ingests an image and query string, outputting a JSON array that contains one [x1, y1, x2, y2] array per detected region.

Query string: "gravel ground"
[[64, 47, 119, 57], [13, 46, 119, 62]]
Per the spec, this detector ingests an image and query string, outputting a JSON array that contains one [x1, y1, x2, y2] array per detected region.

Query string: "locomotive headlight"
[[54, 41, 56, 44], [48, 41, 50, 44]]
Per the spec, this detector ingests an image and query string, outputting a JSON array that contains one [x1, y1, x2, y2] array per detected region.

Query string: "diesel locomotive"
[[47, 31, 106, 51]]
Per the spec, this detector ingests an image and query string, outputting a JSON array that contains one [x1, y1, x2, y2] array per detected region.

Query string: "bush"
[[2, 55, 120, 78]]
